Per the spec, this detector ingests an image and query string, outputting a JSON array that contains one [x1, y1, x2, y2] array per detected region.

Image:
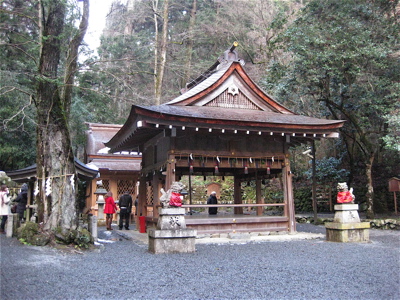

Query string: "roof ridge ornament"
[[184, 42, 244, 93], [217, 42, 245, 69], [224, 41, 240, 62]]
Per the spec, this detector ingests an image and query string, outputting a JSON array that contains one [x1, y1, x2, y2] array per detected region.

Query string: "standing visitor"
[[134, 195, 138, 216], [15, 183, 28, 223], [104, 191, 117, 231], [118, 191, 132, 230], [207, 191, 218, 215], [0, 185, 10, 233]]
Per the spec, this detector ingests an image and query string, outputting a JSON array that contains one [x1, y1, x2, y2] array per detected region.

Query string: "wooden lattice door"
[[117, 179, 136, 199]]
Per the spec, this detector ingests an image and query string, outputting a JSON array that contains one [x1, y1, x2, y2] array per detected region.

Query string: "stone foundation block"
[[325, 222, 370, 243], [6, 214, 19, 238], [148, 228, 197, 254]]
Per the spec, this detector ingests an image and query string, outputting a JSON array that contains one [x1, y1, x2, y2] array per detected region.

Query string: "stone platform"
[[325, 204, 370, 243], [148, 207, 197, 254]]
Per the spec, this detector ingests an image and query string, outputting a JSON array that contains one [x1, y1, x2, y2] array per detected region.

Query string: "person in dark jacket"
[[118, 191, 132, 230], [207, 191, 218, 215], [15, 183, 28, 223]]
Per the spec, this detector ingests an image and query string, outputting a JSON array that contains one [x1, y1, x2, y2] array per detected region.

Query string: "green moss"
[[17, 222, 50, 246]]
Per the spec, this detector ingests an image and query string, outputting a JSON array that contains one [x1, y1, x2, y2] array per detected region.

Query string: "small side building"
[[84, 123, 141, 221]]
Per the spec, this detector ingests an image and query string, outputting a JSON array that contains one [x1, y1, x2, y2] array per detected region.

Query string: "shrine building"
[[105, 44, 345, 234]]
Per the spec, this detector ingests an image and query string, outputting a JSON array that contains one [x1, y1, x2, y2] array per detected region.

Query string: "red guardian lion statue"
[[336, 182, 355, 204], [160, 181, 185, 208]]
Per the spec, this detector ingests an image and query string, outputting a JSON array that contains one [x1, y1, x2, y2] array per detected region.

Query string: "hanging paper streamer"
[[45, 177, 52, 196], [188, 153, 194, 174], [189, 160, 193, 174], [34, 181, 39, 196], [70, 174, 75, 191], [214, 160, 219, 174]]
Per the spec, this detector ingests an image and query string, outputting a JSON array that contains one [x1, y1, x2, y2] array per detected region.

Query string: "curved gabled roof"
[[166, 61, 293, 114], [105, 46, 345, 153]]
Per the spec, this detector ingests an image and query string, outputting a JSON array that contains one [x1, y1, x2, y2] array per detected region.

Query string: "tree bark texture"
[[181, 0, 197, 89], [35, 0, 89, 232], [365, 156, 375, 219], [61, 0, 89, 117], [154, 0, 169, 105]]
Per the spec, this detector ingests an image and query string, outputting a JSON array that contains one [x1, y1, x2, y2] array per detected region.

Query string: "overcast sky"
[[82, 0, 112, 51]]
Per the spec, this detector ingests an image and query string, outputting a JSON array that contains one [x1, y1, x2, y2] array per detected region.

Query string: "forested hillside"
[[1, 0, 399, 217]]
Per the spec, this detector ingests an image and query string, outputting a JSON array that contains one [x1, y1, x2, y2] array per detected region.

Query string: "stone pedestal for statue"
[[148, 207, 197, 254], [96, 198, 106, 226], [6, 213, 19, 238], [88, 215, 98, 242], [325, 204, 370, 242]]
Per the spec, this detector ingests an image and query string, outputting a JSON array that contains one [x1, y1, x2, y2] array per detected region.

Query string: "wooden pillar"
[[256, 176, 263, 216], [138, 176, 147, 217], [282, 150, 296, 233], [26, 182, 33, 221], [152, 175, 160, 219], [165, 153, 176, 190], [234, 176, 243, 214]]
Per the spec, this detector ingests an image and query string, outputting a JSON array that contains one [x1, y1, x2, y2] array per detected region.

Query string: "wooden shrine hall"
[[106, 43, 345, 234]]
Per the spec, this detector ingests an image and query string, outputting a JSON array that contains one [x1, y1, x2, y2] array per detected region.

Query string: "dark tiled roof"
[[137, 105, 343, 127], [6, 158, 99, 183]]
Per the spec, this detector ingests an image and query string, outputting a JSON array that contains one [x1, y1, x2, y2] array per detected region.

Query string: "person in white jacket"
[[0, 184, 10, 234]]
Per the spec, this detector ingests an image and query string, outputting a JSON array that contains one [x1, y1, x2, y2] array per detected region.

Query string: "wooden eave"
[[106, 105, 344, 153], [6, 158, 99, 183]]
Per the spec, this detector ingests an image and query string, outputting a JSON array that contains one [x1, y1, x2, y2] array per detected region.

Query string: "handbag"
[[11, 204, 17, 213]]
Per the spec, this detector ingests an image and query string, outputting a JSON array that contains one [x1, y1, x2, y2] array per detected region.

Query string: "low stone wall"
[[296, 216, 333, 224], [296, 216, 400, 230], [369, 219, 400, 230]]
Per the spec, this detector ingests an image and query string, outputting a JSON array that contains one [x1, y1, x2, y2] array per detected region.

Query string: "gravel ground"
[[1, 224, 399, 300]]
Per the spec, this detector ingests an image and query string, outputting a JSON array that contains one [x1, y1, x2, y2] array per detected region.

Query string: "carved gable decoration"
[[204, 86, 262, 110]]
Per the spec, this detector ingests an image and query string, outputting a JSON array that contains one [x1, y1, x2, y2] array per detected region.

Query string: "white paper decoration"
[[45, 178, 52, 196]]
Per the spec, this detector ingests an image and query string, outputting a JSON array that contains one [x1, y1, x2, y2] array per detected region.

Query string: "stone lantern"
[[94, 182, 107, 224]]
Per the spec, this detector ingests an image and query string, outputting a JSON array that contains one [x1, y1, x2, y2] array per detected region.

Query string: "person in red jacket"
[[104, 191, 117, 230]]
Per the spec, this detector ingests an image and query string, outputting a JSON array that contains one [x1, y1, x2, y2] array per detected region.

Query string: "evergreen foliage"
[[1, 0, 398, 216]]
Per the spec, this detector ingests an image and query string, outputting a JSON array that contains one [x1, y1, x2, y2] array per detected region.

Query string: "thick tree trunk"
[[35, 0, 89, 233], [154, 0, 169, 105], [365, 155, 375, 219], [61, 0, 89, 117], [153, 0, 159, 103]]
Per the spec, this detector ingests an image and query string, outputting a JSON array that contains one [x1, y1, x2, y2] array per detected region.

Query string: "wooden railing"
[[182, 203, 285, 208]]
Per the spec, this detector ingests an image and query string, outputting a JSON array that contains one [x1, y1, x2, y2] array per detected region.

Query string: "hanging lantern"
[[244, 161, 248, 174], [267, 167, 271, 175]]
